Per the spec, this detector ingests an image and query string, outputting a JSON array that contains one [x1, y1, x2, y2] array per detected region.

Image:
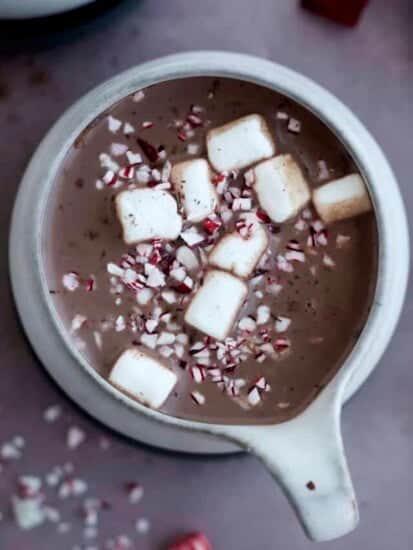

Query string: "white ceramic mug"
[[10, 52, 409, 542]]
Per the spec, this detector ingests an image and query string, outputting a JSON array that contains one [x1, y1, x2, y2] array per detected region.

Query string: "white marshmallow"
[[207, 114, 275, 172], [116, 188, 182, 244], [184, 270, 247, 340], [171, 159, 218, 222], [109, 348, 177, 409], [254, 155, 311, 223], [208, 214, 268, 278], [312, 174, 372, 224]]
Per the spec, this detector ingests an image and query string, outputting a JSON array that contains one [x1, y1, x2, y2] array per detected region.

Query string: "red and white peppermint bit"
[[256, 209, 271, 223], [125, 482, 144, 504], [108, 115, 122, 133], [43, 404, 62, 423], [123, 122, 135, 135], [118, 165, 135, 180], [235, 219, 254, 240], [191, 391, 206, 405], [253, 376, 267, 391], [133, 90, 145, 102], [66, 426, 86, 450], [323, 253, 336, 268], [12, 491, 44, 530], [189, 366, 207, 383], [191, 104, 204, 114], [137, 137, 159, 163], [180, 227, 205, 247], [71, 314, 87, 332], [247, 387, 261, 406], [285, 249, 306, 263], [244, 169, 255, 187], [100, 152, 120, 172], [168, 532, 212, 550], [336, 234, 351, 248], [232, 197, 252, 211], [177, 131, 188, 142], [161, 160, 172, 182], [62, 272, 80, 291], [187, 143, 200, 155], [317, 159, 330, 181], [110, 143, 128, 157], [126, 150, 142, 165], [103, 169, 118, 186], [276, 254, 293, 273], [108, 534, 133, 549], [135, 517, 150, 534], [238, 316, 256, 333], [141, 121, 154, 129], [275, 316, 291, 333], [273, 337, 291, 353], [276, 110, 289, 120], [107, 262, 125, 276], [152, 238, 163, 250], [302, 207, 313, 220], [149, 249, 162, 265], [211, 172, 227, 185], [266, 276, 283, 296], [17, 476, 42, 498], [294, 218, 307, 231], [187, 113, 203, 127], [202, 217, 222, 234], [309, 336, 324, 344], [58, 477, 88, 499], [288, 117, 301, 133], [86, 276, 96, 292], [308, 220, 328, 247], [256, 304, 271, 325]]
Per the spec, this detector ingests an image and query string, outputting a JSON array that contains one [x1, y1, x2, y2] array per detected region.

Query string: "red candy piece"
[[202, 218, 221, 235], [168, 532, 212, 550], [302, 0, 369, 26], [136, 137, 159, 163]]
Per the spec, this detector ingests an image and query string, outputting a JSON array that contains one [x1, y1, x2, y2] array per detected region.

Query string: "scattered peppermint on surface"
[[66, 427, 86, 450]]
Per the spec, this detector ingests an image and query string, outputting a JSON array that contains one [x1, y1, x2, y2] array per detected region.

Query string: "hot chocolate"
[[42, 77, 378, 424]]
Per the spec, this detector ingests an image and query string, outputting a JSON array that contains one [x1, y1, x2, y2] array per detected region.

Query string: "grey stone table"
[[0, 1, 411, 548]]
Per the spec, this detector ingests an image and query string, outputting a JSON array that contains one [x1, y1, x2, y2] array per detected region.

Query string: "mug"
[[10, 52, 409, 541]]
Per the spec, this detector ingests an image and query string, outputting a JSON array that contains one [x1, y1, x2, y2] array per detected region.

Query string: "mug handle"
[[222, 384, 358, 542]]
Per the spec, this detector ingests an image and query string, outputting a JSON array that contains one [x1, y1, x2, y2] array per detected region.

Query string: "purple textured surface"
[[0, 1, 411, 548]]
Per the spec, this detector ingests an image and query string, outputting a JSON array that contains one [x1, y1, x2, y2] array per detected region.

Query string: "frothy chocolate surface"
[[42, 77, 378, 424]]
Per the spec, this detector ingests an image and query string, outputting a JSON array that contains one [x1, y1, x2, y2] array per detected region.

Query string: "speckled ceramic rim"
[[10, 52, 409, 457]]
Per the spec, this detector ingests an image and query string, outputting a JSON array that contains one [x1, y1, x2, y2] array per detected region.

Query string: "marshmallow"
[[116, 188, 182, 244], [109, 348, 177, 409], [171, 159, 218, 222], [208, 214, 268, 278], [253, 155, 311, 223], [312, 174, 372, 224], [184, 270, 247, 340], [207, 114, 275, 172]]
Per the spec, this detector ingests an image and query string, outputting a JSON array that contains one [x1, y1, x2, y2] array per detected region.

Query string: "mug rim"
[[10, 51, 410, 438]]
